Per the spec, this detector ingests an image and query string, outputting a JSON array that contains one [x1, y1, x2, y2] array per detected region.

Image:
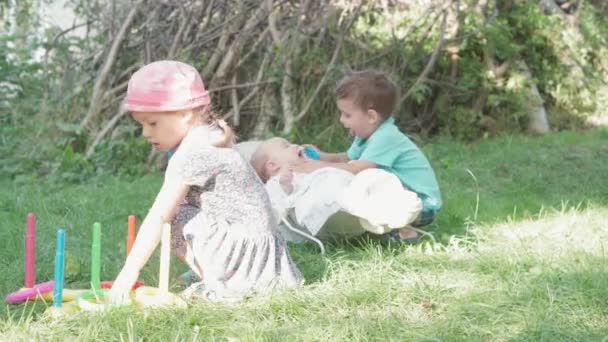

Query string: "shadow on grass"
[[288, 236, 412, 285], [288, 243, 329, 284]]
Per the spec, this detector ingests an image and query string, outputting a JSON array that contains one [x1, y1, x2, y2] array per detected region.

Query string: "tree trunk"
[[517, 61, 550, 134], [251, 86, 278, 139]]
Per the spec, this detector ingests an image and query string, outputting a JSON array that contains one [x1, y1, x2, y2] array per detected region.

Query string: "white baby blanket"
[[337, 168, 422, 234], [265, 168, 353, 236], [265, 168, 422, 238]]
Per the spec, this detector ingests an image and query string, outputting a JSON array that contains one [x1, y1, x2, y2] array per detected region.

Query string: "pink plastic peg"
[[25, 213, 36, 288]]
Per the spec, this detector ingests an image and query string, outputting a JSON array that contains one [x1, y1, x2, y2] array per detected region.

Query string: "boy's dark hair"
[[335, 70, 397, 118]]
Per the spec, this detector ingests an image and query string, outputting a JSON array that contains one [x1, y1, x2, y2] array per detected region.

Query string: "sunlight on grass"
[[1, 130, 607, 340], [478, 206, 608, 258]]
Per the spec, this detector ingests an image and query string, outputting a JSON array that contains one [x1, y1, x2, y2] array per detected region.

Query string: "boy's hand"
[[302, 144, 322, 156], [302, 144, 349, 163]]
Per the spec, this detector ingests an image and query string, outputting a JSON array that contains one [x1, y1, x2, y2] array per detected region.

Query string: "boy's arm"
[[319, 152, 349, 163], [303, 144, 349, 163], [291, 158, 375, 175]]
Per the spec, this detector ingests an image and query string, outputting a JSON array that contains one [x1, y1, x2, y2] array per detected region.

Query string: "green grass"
[[1, 128, 607, 341]]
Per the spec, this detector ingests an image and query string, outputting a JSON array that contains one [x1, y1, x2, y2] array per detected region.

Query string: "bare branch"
[[115, 63, 143, 83], [199, 0, 216, 34], [41, 20, 95, 116], [79, 0, 143, 131], [398, 11, 448, 107], [85, 109, 127, 158], [293, 5, 362, 123], [209, 80, 276, 93], [104, 79, 130, 101], [279, 0, 314, 133], [168, 6, 192, 59], [211, 1, 270, 85], [203, 6, 248, 78], [231, 74, 241, 126], [223, 47, 274, 120], [267, 0, 283, 43], [235, 28, 270, 69]]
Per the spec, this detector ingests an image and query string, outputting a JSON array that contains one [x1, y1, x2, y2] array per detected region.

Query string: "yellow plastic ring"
[[134, 286, 185, 307], [76, 289, 114, 312], [44, 301, 80, 318]]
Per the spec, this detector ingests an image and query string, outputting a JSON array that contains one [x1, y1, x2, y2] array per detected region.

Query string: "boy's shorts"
[[410, 209, 438, 228]]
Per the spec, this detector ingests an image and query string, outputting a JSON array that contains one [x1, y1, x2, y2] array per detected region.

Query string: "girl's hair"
[[196, 106, 236, 147]]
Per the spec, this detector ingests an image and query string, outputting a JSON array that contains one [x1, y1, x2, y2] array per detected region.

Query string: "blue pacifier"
[[303, 146, 320, 160]]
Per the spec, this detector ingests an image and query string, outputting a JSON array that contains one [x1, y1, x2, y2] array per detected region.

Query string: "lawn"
[[1, 128, 607, 341]]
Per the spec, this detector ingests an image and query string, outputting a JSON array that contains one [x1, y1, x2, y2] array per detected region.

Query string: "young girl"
[[109, 61, 303, 304]]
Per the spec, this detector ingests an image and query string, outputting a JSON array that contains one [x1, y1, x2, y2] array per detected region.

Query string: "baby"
[[250, 138, 356, 238], [251, 137, 313, 192]]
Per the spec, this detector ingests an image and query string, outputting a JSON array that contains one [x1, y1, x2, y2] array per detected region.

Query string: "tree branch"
[[279, 0, 313, 133], [292, 4, 362, 123], [85, 109, 127, 158], [209, 80, 276, 93], [397, 11, 447, 108], [79, 0, 143, 131], [168, 5, 192, 59], [202, 6, 247, 78], [211, 1, 270, 85], [230, 74, 241, 126], [223, 47, 273, 121]]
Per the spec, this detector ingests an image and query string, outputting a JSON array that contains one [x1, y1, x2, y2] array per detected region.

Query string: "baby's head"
[[251, 137, 305, 182], [335, 70, 397, 139], [123, 60, 228, 151]]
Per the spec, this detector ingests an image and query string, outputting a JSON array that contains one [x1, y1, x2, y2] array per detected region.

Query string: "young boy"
[[290, 70, 442, 242]]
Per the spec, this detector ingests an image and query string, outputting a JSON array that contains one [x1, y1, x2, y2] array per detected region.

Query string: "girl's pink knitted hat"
[[122, 60, 210, 112]]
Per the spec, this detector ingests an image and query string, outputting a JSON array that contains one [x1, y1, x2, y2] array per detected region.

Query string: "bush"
[[1, 0, 607, 180]]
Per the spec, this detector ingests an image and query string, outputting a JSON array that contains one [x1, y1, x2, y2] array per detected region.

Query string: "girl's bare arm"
[[109, 178, 189, 303]]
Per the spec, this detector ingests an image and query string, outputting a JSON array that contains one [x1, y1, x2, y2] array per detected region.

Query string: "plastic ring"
[[44, 301, 80, 318], [38, 288, 89, 303], [134, 286, 184, 307], [76, 289, 115, 311], [5, 280, 54, 304]]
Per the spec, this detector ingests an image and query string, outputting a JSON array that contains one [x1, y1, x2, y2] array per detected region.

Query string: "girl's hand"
[[108, 268, 138, 304]]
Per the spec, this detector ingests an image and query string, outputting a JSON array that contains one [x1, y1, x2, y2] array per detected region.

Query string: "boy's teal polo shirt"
[[346, 117, 442, 213]]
